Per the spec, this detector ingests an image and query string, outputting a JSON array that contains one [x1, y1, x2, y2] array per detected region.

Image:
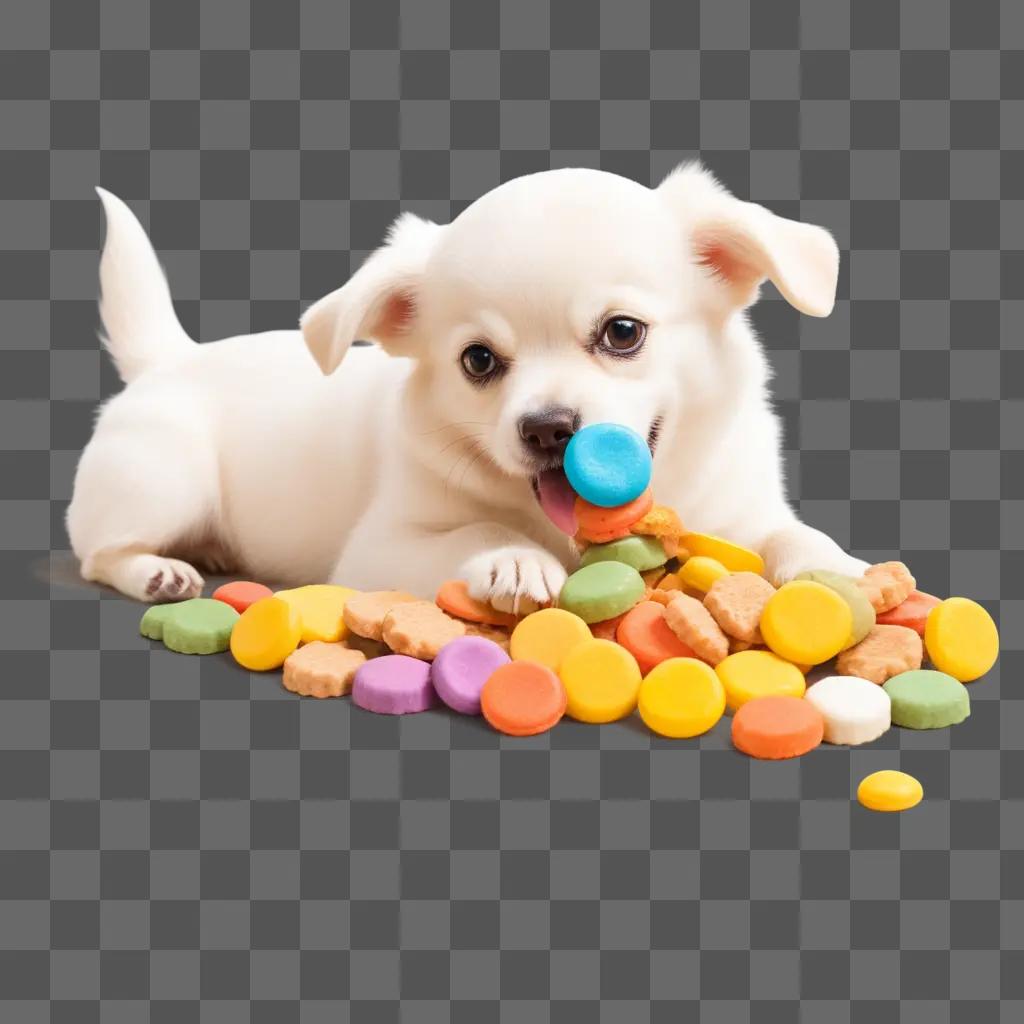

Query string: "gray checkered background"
[[1, 0, 1022, 1020]]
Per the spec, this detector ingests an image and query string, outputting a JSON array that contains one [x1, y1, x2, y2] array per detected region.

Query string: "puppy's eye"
[[460, 343, 500, 381], [600, 317, 647, 356]]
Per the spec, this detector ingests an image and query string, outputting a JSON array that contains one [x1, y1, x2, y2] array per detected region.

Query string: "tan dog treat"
[[381, 600, 466, 660], [647, 588, 675, 607], [857, 562, 916, 614], [703, 571, 776, 644], [836, 624, 923, 685], [729, 638, 758, 654], [342, 590, 418, 641], [630, 505, 687, 558], [664, 594, 730, 666], [282, 641, 366, 698], [464, 621, 511, 652]]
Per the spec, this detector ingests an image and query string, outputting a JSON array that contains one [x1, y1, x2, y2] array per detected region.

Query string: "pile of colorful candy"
[[139, 423, 1000, 812]]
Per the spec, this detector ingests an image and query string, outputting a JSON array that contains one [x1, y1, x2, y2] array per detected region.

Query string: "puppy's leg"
[[67, 414, 216, 603], [333, 522, 569, 615], [761, 521, 869, 586]]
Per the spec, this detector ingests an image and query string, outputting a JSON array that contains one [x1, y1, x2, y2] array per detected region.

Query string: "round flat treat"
[[795, 569, 876, 649], [275, 584, 357, 643], [857, 770, 923, 812], [559, 638, 642, 723], [804, 674, 891, 745], [876, 590, 941, 636], [680, 533, 765, 575], [924, 597, 999, 683], [579, 534, 668, 572], [431, 635, 511, 715], [563, 423, 653, 508], [715, 650, 806, 713], [480, 661, 567, 736], [159, 598, 240, 655], [212, 580, 274, 614], [352, 655, 437, 715], [616, 600, 695, 674], [230, 596, 302, 671], [575, 488, 654, 543], [558, 561, 646, 624], [436, 579, 518, 628], [731, 695, 824, 760], [678, 556, 730, 593], [510, 607, 592, 671], [638, 657, 726, 738], [760, 581, 853, 666], [882, 669, 970, 729]]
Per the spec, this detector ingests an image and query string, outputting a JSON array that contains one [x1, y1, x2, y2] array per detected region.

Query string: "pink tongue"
[[535, 469, 579, 535]]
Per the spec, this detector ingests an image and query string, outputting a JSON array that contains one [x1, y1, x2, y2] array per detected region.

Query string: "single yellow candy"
[[924, 597, 999, 683], [638, 657, 726, 738], [760, 581, 853, 665], [558, 638, 642, 723], [275, 584, 357, 644], [510, 607, 592, 672], [680, 533, 765, 575], [678, 555, 730, 593], [715, 650, 806, 712], [857, 770, 923, 812], [230, 596, 302, 671]]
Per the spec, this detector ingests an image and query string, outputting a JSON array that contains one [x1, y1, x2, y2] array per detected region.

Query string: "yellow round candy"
[[510, 608, 592, 672], [924, 597, 999, 683], [558, 639, 642, 723], [638, 657, 726, 738], [275, 584, 357, 644], [760, 581, 853, 665], [680, 533, 765, 575], [715, 650, 806, 712], [857, 770, 924, 812], [678, 555, 730, 593], [230, 596, 302, 671]]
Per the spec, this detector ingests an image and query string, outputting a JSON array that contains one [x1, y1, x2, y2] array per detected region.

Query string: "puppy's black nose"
[[518, 406, 579, 456]]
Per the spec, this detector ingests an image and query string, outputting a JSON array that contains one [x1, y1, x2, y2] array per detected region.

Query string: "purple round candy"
[[431, 636, 511, 715], [352, 655, 437, 715]]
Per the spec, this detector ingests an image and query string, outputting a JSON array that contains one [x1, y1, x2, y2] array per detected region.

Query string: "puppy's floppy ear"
[[658, 162, 839, 318], [300, 212, 444, 374]]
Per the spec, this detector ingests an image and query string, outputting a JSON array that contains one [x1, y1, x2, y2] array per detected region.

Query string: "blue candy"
[[563, 423, 652, 508]]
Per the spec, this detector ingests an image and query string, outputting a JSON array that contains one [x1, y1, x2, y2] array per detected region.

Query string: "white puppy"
[[68, 164, 866, 610]]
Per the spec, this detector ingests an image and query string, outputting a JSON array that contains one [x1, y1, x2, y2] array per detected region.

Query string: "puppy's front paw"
[[462, 546, 568, 616], [763, 526, 869, 587]]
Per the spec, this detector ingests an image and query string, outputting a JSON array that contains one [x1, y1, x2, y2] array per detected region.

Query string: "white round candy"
[[804, 675, 891, 746]]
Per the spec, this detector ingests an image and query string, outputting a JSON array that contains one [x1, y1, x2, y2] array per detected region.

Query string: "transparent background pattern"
[[0, 1, 1021, 1021]]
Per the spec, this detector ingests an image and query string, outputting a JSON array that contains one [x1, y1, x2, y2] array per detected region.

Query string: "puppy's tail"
[[95, 188, 194, 383]]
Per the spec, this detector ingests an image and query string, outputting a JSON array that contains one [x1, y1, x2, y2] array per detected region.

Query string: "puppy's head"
[[302, 165, 838, 521]]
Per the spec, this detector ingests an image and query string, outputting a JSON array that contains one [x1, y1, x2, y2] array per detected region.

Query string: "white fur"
[[68, 167, 867, 607]]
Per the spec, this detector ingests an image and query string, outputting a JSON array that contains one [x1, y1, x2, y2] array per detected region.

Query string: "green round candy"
[[140, 603, 176, 641], [558, 561, 646, 624], [883, 669, 970, 730], [579, 535, 667, 572], [155, 598, 240, 655], [795, 569, 876, 649]]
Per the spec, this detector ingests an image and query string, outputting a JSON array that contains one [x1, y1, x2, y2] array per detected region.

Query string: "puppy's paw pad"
[[138, 557, 204, 603], [462, 546, 567, 617]]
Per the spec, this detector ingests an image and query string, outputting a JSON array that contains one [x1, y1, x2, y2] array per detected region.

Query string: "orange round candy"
[[435, 579, 518, 628], [212, 580, 273, 613], [575, 488, 654, 543], [731, 695, 824, 760], [480, 661, 567, 737], [616, 601, 695, 674]]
